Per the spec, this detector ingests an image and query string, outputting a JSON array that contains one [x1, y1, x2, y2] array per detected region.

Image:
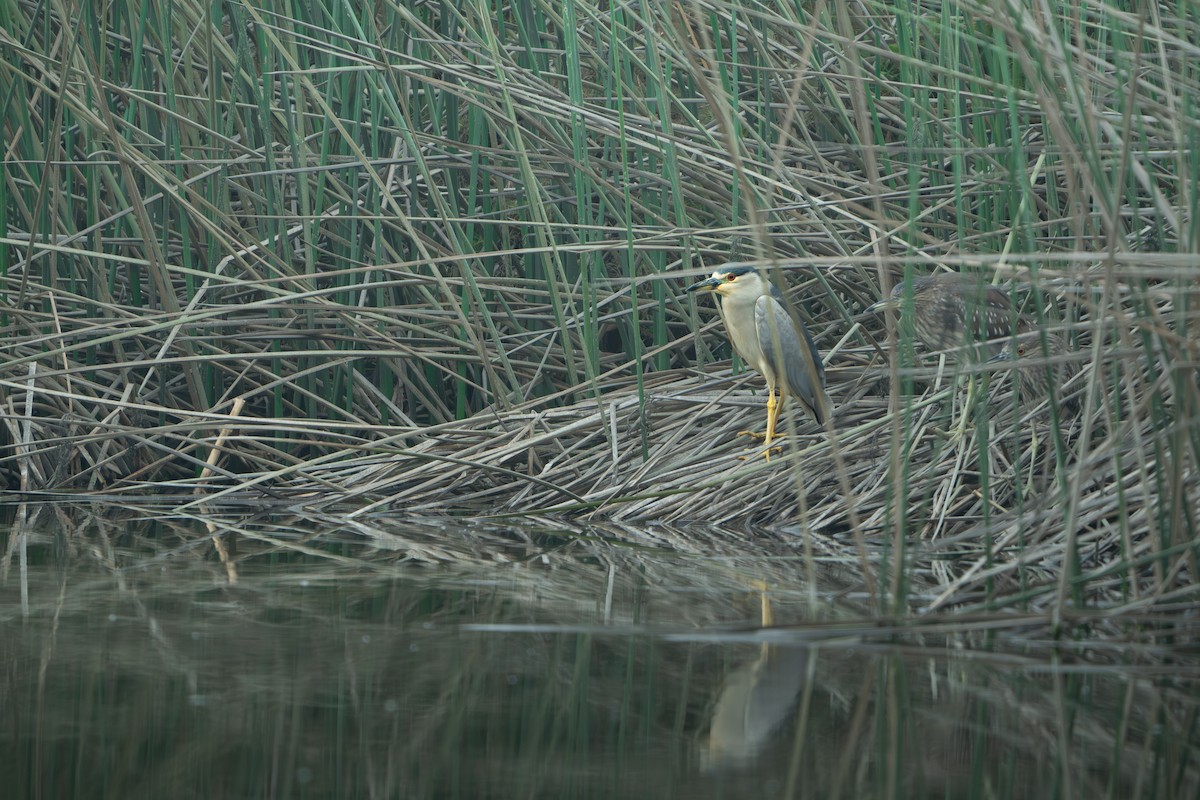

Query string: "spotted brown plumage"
[[991, 331, 1080, 415], [868, 274, 1030, 358]]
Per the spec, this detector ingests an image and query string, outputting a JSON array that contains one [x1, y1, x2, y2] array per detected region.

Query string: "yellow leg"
[[750, 579, 773, 626], [737, 391, 784, 461], [751, 579, 772, 658], [765, 391, 779, 449], [949, 374, 975, 442], [1023, 423, 1040, 495]]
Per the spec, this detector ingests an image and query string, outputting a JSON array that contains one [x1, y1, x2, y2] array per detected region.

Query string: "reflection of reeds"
[[0, 0, 1197, 622], [4, 509, 1197, 799]]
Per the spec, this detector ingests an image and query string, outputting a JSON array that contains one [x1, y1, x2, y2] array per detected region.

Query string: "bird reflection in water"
[[699, 645, 810, 771], [699, 583, 810, 772]]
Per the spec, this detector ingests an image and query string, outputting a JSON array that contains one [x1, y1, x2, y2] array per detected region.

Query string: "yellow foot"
[[929, 418, 969, 442], [949, 412, 970, 443], [737, 444, 783, 462], [736, 430, 784, 461]]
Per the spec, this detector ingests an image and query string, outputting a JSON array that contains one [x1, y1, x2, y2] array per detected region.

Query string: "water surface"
[[2, 504, 1196, 799]]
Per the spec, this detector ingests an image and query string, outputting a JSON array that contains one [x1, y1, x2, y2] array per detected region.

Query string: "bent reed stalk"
[[0, 0, 1196, 618]]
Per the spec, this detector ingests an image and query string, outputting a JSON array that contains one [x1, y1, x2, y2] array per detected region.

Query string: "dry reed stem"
[[2, 0, 1198, 625]]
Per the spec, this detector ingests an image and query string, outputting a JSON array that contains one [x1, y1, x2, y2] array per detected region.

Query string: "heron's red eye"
[[1016, 345, 1026, 357], [724, 273, 736, 282]]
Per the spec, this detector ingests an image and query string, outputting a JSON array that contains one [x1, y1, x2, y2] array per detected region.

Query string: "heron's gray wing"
[[755, 294, 828, 424]]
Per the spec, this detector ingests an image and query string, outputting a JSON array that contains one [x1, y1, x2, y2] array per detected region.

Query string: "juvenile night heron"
[[867, 274, 1028, 358], [687, 265, 830, 458], [991, 331, 1079, 414]]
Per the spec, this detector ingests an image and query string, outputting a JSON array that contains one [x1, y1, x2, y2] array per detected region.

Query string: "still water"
[[2, 504, 1197, 799]]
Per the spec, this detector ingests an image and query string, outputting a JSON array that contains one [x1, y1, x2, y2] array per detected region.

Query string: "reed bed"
[[2, 0, 1198, 616]]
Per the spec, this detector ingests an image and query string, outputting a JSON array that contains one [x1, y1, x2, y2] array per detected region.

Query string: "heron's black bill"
[[686, 276, 721, 293]]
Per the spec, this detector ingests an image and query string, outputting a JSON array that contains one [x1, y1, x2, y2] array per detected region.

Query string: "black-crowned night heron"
[[991, 331, 1080, 414], [867, 274, 1029, 358], [687, 265, 830, 458]]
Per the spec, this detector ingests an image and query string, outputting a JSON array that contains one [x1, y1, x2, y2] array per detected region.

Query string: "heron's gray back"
[[755, 294, 827, 423]]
